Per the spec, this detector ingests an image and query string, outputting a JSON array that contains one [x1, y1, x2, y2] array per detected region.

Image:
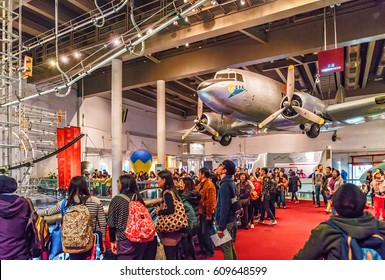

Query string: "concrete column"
[[157, 80, 166, 168], [111, 59, 122, 196]]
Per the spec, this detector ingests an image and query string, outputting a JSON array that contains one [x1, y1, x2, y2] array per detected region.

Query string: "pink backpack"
[[124, 194, 155, 243]]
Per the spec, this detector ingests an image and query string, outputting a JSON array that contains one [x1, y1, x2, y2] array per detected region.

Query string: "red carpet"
[[198, 200, 373, 260]]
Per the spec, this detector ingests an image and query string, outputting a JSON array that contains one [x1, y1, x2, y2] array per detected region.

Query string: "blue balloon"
[[130, 149, 153, 173]]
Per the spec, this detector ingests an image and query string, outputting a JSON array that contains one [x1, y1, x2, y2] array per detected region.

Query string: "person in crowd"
[[149, 171, 157, 180], [156, 169, 185, 260], [210, 172, 220, 194], [249, 175, 262, 227], [325, 169, 344, 214], [288, 170, 301, 203], [107, 175, 147, 260], [234, 167, 241, 182], [366, 170, 374, 207], [341, 169, 348, 182], [273, 167, 280, 180], [370, 171, 385, 220], [40, 176, 106, 260], [312, 164, 327, 208], [293, 183, 385, 259], [238, 173, 252, 229], [196, 167, 216, 257], [215, 160, 238, 260], [257, 168, 277, 225], [0, 175, 32, 260], [276, 171, 288, 209], [323, 166, 332, 204], [180, 177, 201, 218], [244, 168, 250, 180], [255, 167, 261, 178]]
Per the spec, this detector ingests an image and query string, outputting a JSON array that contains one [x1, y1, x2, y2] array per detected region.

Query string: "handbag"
[[49, 199, 66, 260], [156, 190, 188, 233], [250, 190, 259, 201]]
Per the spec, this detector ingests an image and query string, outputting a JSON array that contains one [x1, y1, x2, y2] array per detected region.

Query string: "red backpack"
[[123, 194, 155, 243]]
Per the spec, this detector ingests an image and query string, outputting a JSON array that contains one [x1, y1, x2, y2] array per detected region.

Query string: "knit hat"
[[222, 160, 236, 176], [332, 183, 366, 218], [0, 175, 17, 194]]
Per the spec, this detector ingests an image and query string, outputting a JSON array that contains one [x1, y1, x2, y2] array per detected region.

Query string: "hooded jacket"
[[293, 212, 385, 260], [0, 194, 30, 260]]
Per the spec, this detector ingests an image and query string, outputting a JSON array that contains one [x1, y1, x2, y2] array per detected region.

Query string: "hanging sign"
[[318, 48, 344, 74]]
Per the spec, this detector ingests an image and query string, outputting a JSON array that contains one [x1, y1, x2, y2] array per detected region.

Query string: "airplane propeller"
[[258, 65, 325, 129], [182, 98, 219, 140]]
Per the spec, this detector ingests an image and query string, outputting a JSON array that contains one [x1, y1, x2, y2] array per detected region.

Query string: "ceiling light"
[[49, 59, 56, 67], [60, 56, 69, 63], [112, 37, 121, 46], [173, 20, 178, 25], [74, 51, 81, 59], [137, 33, 142, 38], [184, 17, 189, 22], [240, 0, 246, 5], [211, 0, 218, 5], [185, 43, 189, 47], [147, 28, 153, 35]]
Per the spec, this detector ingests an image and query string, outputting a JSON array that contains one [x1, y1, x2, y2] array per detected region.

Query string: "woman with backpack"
[[39, 176, 106, 260], [288, 170, 301, 203], [155, 169, 188, 260], [107, 175, 151, 260]]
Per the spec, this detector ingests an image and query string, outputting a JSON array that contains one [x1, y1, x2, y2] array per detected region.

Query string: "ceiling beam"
[[174, 80, 197, 93], [362, 41, 376, 89], [239, 28, 267, 44], [14, 18, 50, 37], [263, 54, 318, 71], [82, 5, 385, 95], [303, 64, 319, 96], [23, 3, 67, 25], [275, 69, 286, 83], [164, 86, 198, 105], [138, 87, 194, 111], [66, 0, 96, 13], [121, 0, 353, 61]]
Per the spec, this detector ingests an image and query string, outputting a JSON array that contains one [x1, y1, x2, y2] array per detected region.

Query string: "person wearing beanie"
[[214, 160, 238, 260], [0, 175, 32, 260], [293, 183, 385, 259]]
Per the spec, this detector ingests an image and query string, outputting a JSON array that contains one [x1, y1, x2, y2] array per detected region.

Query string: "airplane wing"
[[325, 94, 385, 124]]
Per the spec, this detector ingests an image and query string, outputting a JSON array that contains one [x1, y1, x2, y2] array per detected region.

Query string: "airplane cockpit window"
[[215, 73, 228, 79], [236, 73, 244, 82], [229, 73, 236, 79]]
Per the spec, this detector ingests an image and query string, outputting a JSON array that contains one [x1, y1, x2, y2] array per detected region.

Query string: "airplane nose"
[[197, 80, 215, 91]]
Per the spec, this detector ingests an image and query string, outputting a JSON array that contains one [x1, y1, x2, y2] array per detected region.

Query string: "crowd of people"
[[1, 162, 385, 260]]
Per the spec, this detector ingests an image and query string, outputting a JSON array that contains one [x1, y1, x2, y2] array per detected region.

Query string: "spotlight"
[[60, 56, 69, 63], [173, 20, 178, 25], [112, 37, 121, 47], [137, 33, 142, 38], [211, 0, 218, 5], [185, 42, 189, 47], [49, 59, 56, 67], [184, 16, 189, 22], [147, 28, 153, 35], [240, 0, 246, 5], [74, 51, 81, 59]]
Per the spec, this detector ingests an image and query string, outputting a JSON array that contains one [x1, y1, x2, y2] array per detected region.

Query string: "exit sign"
[[318, 48, 344, 74]]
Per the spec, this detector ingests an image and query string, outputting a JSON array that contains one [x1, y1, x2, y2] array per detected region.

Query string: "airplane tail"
[[334, 84, 345, 104]]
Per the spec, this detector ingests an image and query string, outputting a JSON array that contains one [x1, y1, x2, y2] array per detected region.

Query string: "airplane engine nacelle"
[[198, 113, 223, 134], [280, 92, 327, 123]]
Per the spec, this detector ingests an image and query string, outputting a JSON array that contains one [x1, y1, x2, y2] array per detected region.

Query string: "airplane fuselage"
[[198, 69, 284, 124]]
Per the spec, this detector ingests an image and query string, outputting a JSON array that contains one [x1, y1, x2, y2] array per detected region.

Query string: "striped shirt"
[[38, 196, 106, 237], [107, 194, 132, 242]]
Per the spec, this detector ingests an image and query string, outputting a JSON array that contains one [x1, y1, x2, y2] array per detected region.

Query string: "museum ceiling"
[[3, 0, 385, 117]]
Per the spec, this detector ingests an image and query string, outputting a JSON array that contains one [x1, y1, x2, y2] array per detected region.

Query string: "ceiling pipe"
[[12, 0, 129, 57], [0, 0, 210, 108]]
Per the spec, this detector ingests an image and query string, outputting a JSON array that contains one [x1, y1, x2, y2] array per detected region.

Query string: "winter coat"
[[288, 176, 301, 192], [293, 212, 385, 260], [0, 194, 31, 260], [215, 175, 236, 231], [181, 190, 201, 217]]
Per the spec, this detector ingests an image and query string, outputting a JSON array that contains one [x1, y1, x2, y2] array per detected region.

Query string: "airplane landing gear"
[[332, 131, 340, 142], [305, 124, 320, 138], [219, 134, 232, 146]]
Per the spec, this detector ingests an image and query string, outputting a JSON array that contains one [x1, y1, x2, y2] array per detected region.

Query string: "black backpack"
[[228, 182, 243, 216], [325, 220, 385, 260]]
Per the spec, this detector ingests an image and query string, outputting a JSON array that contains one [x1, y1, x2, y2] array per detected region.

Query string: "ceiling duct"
[[374, 45, 385, 81], [344, 45, 361, 90]]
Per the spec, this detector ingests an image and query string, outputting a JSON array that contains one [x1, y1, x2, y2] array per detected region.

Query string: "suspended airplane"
[[182, 65, 385, 146]]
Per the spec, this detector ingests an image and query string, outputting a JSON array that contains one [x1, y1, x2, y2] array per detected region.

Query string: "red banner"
[[57, 126, 81, 191], [318, 48, 344, 75]]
